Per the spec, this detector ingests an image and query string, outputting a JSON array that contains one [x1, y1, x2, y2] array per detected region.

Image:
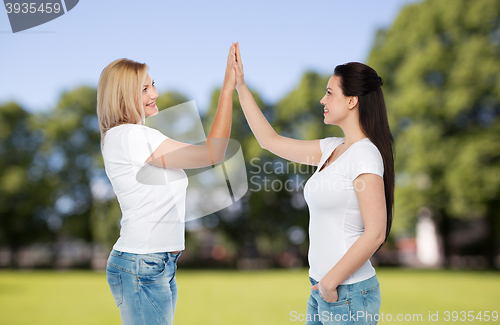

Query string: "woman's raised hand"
[[222, 43, 237, 91], [233, 42, 245, 89], [146, 44, 235, 169], [231, 41, 323, 166]]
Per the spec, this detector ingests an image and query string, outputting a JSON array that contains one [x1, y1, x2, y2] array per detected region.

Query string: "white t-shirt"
[[303, 137, 384, 284], [102, 124, 188, 254]]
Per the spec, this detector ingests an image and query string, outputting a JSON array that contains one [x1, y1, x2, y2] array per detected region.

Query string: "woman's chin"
[[145, 108, 159, 117], [323, 117, 338, 126]]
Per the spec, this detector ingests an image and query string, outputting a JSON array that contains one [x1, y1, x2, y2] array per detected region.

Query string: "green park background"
[[1, 0, 500, 323]]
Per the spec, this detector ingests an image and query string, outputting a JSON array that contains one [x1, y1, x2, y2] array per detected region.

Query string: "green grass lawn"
[[0, 268, 499, 324]]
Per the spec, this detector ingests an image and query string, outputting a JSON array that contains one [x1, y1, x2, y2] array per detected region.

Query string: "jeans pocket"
[[316, 289, 350, 307], [106, 270, 123, 307], [138, 257, 166, 284], [315, 290, 351, 324], [362, 285, 381, 325]]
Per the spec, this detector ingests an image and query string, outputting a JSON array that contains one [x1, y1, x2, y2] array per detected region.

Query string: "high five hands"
[[232, 42, 245, 90], [223, 43, 237, 91], [222, 41, 245, 91]]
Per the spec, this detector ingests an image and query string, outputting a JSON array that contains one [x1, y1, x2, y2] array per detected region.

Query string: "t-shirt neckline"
[[317, 137, 368, 174], [107, 123, 135, 133]]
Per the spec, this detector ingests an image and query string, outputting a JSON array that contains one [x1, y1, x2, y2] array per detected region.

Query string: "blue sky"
[[0, 0, 418, 114]]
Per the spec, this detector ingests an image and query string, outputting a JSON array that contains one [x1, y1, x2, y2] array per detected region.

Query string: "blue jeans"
[[106, 249, 182, 325], [306, 275, 381, 325]]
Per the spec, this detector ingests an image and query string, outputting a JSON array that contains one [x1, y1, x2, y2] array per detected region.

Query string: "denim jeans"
[[106, 249, 182, 325], [306, 275, 381, 325]]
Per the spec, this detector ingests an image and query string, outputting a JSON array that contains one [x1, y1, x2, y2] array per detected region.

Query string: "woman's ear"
[[348, 96, 359, 109]]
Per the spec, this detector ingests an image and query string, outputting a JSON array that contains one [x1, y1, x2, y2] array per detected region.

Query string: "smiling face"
[[142, 73, 158, 117], [320, 75, 353, 125]]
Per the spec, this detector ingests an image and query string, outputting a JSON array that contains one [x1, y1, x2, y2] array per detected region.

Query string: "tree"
[[367, 0, 500, 266], [27, 86, 104, 267], [0, 102, 55, 266]]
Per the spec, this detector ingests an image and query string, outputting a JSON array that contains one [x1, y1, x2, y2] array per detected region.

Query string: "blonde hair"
[[97, 58, 149, 150]]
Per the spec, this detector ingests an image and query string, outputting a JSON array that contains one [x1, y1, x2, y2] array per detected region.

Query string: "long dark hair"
[[334, 62, 395, 243]]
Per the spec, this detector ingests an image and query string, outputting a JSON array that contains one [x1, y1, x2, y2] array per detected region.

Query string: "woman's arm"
[[145, 44, 235, 169], [233, 42, 322, 166], [313, 173, 387, 302]]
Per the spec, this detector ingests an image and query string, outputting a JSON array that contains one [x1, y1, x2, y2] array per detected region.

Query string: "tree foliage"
[[3, 0, 500, 268], [0, 102, 55, 265], [367, 0, 500, 264]]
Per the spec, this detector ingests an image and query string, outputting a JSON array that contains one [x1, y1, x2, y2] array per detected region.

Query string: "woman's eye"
[[152, 81, 155, 87], [327, 91, 331, 95]]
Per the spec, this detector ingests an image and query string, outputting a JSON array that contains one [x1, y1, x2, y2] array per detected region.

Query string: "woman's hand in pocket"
[[312, 282, 338, 303]]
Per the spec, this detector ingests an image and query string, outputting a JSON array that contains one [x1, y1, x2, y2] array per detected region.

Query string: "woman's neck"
[[339, 121, 367, 146]]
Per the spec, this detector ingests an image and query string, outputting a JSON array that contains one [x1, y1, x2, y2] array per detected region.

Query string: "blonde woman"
[[97, 44, 236, 324], [232, 43, 394, 325]]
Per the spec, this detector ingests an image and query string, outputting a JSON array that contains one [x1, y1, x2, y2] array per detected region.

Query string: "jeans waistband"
[[309, 274, 378, 291], [110, 249, 181, 263]]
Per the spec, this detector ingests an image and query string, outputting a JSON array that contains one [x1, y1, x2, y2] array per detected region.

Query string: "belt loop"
[[118, 250, 123, 256]]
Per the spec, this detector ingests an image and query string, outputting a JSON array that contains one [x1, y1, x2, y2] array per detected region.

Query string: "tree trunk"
[[485, 200, 500, 269], [437, 209, 452, 268]]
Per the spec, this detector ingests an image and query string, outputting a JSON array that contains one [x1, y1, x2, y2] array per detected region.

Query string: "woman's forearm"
[[321, 231, 384, 290], [236, 84, 277, 149], [205, 87, 233, 164]]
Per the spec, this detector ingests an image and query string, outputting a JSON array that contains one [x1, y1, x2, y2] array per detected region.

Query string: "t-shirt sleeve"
[[347, 143, 384, 181], [125, 126, 168, 166]]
